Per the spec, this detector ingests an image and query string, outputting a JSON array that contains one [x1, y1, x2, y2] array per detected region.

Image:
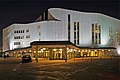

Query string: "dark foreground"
[[0, 57, 120, 80]]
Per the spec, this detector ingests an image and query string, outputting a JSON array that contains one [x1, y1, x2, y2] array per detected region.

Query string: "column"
[[64, 45, 67, 62], [35, 45, 38, 63]]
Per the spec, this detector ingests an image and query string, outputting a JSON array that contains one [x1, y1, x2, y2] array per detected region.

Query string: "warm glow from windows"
[[70, 49, 73, 52], [67, 48, 69, 50], [41, 49, 43, 52], [74, 49, 76, 51], [53, 49, 56, 51], [38, 51, 41, 53], [43, 48, 46, 50], [29, 50, 31, 52], [59, 49, 62, 51]]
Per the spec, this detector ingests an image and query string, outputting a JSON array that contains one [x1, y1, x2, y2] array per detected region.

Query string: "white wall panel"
[[3, 8, 120, 54]]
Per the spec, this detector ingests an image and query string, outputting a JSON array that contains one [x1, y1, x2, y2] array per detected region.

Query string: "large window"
[[98, 25, 101, 44], [14, 42, 20, 45], [95, 23, 98, 44], [92, 23, 94, 47], [77, 22, 79, 45], [92, 23, 101, 46], [39, 32, 41, 36], [74, 22, 76, 44], [116, 32, 120, 44], [109, 27, 113, 44], [26, 29, 29, 32], [14, 36, 24, 39], [26, 35, 30, 38], [14, 30, 24, 33], [68, 14, 70, 41], [74, 22, 79, 45]]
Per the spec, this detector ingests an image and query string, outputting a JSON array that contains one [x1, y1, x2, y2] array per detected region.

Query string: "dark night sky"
[[0, 0, 120, 48]]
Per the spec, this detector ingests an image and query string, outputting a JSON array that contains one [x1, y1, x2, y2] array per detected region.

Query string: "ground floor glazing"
[[6, 41, 116, 62]]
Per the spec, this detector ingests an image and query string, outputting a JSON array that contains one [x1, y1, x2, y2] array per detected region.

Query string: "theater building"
[[3, 8, 120, 61]]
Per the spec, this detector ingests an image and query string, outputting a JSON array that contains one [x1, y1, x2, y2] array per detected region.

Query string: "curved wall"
[[3, 8, 120, 54]]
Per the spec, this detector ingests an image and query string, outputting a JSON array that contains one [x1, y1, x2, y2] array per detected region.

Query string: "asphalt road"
[[0, 57, 120, 80]]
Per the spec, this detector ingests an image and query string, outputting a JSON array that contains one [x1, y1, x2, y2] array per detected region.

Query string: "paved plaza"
[[0, 57, 119, 80]]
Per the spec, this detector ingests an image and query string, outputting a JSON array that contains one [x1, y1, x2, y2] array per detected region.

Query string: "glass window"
[[74, 40, 76, 44], [14, 31, 16, 33], [92, 23, 94, 47], [98, 25, 101, 44], [39, 32, 41, 36], [77, 39, 79, 45], [68, 14, 71, 41], [74, 22, 77, 45], [68, 14, 70, 22], [95, 24, 98, 44], [26, 35, 30, 38], [68, 31, 70, 40], [26, 29, 29, 32], [116, 32, 119, 42], [14, 42, 20, 45], [77, 31, 79, 39], [68, 22, 70, 30], [74, 32, 76, 39], [19, 30, 20, 33], [77, 22, 79, 45], [18, 36, 20, 39], [74, 22, 76, 30], [23, 30, 24, 33], [77, 22, 79, 30]]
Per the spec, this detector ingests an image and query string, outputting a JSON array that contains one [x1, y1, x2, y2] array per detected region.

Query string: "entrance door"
[[56, 53, 60, 59]]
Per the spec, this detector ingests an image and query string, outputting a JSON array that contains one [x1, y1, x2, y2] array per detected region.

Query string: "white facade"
[[3, 8, 120, 54]]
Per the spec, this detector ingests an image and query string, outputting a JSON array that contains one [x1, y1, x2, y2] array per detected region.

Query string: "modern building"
[[3, 8, 120, 61]]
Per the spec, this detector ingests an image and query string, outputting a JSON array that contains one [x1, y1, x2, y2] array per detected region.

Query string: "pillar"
[[64, 45, 67, 62], [74, 51, 75, 60], [35, 45, 38, 63]]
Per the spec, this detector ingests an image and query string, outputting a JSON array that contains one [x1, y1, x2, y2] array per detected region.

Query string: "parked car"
[[22, 55, 32, 63]]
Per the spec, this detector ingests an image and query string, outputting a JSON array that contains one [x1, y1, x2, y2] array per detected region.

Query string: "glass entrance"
[[56, 53, 61, 59]]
